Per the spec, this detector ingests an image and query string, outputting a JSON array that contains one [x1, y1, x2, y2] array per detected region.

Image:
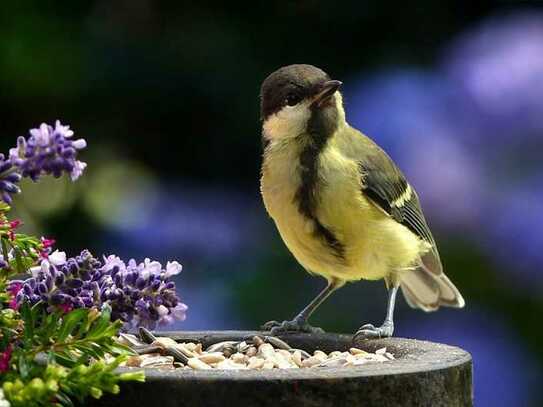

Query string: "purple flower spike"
[[11, 121, 87, 182], [0, 121, 87, 203], [0, 155, 21, 204], [16, 250, 187, 330]]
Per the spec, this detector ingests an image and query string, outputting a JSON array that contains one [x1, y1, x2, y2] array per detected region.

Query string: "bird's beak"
[[313, 80, 343, 107]]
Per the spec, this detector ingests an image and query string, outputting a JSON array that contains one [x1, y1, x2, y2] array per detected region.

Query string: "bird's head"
[[260, 64, 344, 144]]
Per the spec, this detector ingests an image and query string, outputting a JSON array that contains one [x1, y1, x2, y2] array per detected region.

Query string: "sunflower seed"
[[258, 343, 275, 359], [273, 352, 296, 369], [289, 348, 311, 359], [136, 345, 163, 355], [206, 341, 239, 353], [198, 353, 226, 364], [292, 350, 303, 367], [318, 357, 350, 368], [216, 360, 248, 370], [231, 353, 248, 364], [118, 333, 145, 348], [237, 341, 251, 353], [120, 333, 395, 371], [165, 346, 190, 364], [302, 356, 322, 368], [174, 343, 196, 358], [139, 327, 157, 344], [252, 336, 265, 347], [125, 355, 143, 367], [262, 361, 275, 370], [265, 336, 291, 350], [247, 357, 265, 369], [140, 354, 174, 368], [152, 337, 178, 349], [188, 358, 212, 370]]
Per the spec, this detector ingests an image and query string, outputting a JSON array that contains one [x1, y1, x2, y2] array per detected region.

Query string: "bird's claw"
[[262, 319, 325, 335], [354, 321, 394, 340]]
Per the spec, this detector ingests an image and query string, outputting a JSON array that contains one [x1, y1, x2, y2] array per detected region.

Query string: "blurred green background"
[[1, 1, 543, 404]]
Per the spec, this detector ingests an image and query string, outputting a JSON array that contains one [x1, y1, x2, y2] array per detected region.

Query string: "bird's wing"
[[357, 140, 442, 275], [352, 132, 464, 310]]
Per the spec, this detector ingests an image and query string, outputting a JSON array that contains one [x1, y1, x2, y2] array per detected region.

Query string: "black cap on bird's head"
[[260, 64, 342, 121]]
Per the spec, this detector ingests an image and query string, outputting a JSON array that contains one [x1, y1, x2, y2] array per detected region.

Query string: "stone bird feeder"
[[92, 331, 472, 407]]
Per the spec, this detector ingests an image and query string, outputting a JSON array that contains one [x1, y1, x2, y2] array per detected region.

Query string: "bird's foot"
[[261, 318, 325, 335], [354, 321, 394, 340]]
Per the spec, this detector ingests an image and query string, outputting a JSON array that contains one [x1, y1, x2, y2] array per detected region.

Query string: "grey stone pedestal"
[[92, 331, 473, 407]]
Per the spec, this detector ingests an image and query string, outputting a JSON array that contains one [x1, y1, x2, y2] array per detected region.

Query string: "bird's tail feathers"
[[400, 263, 465, 312]]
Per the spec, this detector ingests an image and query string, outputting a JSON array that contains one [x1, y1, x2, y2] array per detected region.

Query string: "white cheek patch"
[[263, 101, 311, 142]]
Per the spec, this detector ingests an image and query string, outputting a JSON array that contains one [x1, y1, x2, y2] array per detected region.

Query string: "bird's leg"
[[262, 279, 342, 334], [354, 285, 398, 340]]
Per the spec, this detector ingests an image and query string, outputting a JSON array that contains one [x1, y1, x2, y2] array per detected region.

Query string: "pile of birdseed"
[[116, 332, 395, 370]]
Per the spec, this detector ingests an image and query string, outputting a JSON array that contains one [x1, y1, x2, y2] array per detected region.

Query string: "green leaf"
[[19, 303, 35, 344], [86, 310, 118, 340], [18, 353, 31, 380], [74, 343, 103, 360], [43, 312, 61, 340], [57, 309, 88, 342], [13, 248, 25, 274], [105, 343, 134, 356], [54, 392, 75, 407], [1, 237, 9, 262], [52, 353, 77, 368]]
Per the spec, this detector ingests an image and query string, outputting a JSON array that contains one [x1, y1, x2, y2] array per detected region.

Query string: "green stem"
[[1, 237, 10, 278], [30, 337, 101, 359], [13, 248, 24, 274], [1, 237, 9, 260]]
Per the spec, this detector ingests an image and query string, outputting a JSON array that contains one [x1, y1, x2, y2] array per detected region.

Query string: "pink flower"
[[41, 237, 56, 249], [39, 237, 57, 260], [0, 346, 12, 373], [8, 298, 18, 310], [9, 220, 22, 229], [58, 303, 73, 314], [8, 282, 23, 310]]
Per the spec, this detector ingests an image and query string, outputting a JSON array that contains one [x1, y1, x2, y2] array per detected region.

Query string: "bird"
[[259, 64, 465, 339]]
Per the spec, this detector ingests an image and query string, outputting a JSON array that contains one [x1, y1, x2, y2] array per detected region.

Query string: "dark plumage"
[[260, 64, 330, 120], [358, 145, 442, 274], [296, 103, 343, 260]]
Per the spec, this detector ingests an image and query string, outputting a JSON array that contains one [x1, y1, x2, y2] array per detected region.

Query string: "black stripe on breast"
[[261, 131, 270, 150], [294, 106, 345, 260]]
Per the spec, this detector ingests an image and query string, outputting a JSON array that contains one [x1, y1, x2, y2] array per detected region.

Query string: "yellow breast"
[[260, 140, 341, 277], [261, 137, 428, 283]]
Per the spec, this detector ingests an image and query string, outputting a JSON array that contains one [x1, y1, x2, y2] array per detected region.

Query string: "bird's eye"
[[285, 93, 301, 106]]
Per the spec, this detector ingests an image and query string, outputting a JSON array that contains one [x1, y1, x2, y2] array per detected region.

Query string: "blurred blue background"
[[1, 1, 542, 404]]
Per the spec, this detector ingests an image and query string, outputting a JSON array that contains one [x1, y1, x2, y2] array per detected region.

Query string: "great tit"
[[259, 64, 464, 339]]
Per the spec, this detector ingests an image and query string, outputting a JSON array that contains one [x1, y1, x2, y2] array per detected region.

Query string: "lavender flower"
[[12, 250, 187, 329], [0, 121, 86, 204], [100, 255, 187, 328], [0, 154, 22, 204], [9, 121, 87, 181]]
